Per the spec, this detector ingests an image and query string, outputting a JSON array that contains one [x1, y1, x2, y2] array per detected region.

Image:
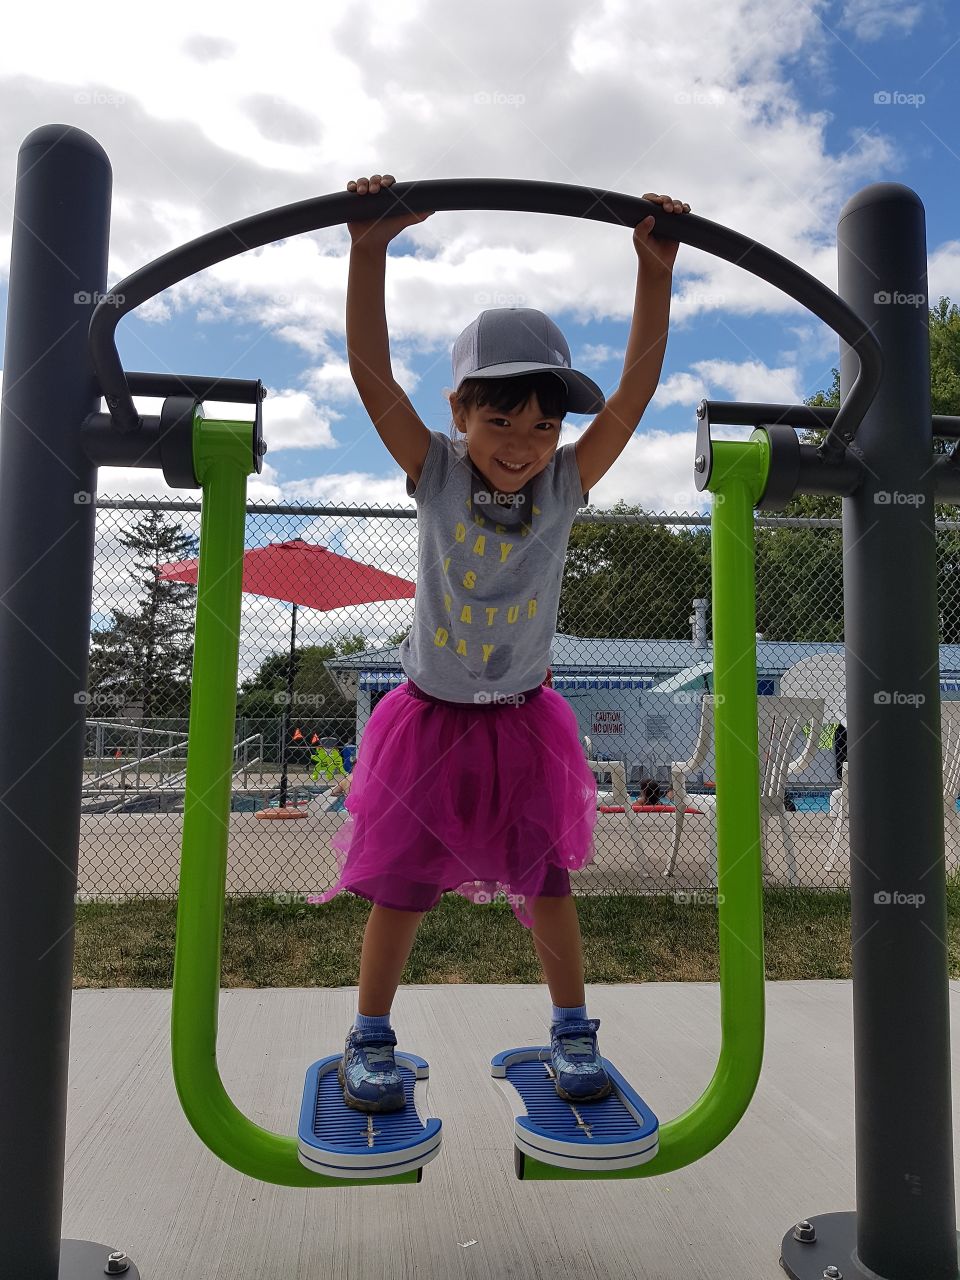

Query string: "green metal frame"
[[171, 413, 417, 1187], [172, 413, 771, 1186]]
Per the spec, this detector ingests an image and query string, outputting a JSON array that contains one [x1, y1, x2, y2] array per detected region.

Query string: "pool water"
[[788, 791, 835, 812], [615, 790, 960, 812], [281, 786, 960, 818], [231, 786, 326, 813]]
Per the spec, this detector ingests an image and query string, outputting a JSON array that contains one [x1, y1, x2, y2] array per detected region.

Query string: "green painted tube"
[[174, 414, 769, 1187], [170, 415, 418, 1187], [521, 433, 771, 1180]]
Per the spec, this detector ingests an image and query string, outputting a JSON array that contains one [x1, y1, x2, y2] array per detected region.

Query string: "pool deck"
[[77, 795, 951, 900], [60, 980, 960, 1279]]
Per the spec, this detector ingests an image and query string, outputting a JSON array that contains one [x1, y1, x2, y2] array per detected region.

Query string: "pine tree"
[[88, 511, 199, 723]]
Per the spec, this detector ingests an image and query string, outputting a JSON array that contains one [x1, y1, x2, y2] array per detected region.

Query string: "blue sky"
[[0, 0, 956, 522], [0, 1, 956, 668]]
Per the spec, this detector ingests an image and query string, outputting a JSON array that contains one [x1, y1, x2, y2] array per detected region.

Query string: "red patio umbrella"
[[159, 539, 416, 817]]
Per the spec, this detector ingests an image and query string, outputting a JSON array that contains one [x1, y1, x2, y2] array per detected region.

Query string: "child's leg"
[[357, 904, 427, 1016], [528, 894, 586, 1010]]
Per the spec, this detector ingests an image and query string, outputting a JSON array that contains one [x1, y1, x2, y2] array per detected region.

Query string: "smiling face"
[[448, 377, 566, 492]]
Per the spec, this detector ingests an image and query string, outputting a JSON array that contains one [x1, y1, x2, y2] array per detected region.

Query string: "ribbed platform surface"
[[297, 1052, 441, 1179], [491, 1047, 659, 1171]]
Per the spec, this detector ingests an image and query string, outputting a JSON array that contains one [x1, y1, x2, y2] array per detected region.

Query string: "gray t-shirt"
[[398, 431, 589, 703]]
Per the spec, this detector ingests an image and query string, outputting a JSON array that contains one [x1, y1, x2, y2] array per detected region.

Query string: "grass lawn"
[[71, 877, 960, 987]]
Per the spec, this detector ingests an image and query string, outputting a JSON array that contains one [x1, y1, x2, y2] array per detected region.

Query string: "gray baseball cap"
[[452, 308, 605, 415]]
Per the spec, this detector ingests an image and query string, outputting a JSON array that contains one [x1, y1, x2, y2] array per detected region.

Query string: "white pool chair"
[[666, 694, 826, 886]]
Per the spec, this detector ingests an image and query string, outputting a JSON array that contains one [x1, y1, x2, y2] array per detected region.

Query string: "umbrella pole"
[[278, 602, 298, 809]]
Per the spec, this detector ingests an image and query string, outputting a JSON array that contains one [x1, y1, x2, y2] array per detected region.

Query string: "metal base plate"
[[58, 1237, 140, 1278], [491, 1046, 659, 1173], [780, 1211, 960, 1279], [297, 1053, 441, 1180]]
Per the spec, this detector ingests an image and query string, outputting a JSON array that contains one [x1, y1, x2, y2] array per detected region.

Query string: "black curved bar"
[[89, 179, 881, 461]]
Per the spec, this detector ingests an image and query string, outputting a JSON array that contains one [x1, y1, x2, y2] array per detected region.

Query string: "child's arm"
[[574, 193, 691, 494], [346, 240, 395, 396], [345, 175, 434, 485]]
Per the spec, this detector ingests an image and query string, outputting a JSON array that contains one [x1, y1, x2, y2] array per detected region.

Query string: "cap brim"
[[460, 363, 605, 415]]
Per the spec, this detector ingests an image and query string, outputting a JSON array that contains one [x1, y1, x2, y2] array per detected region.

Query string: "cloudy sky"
[[0, 0, 955, 668]]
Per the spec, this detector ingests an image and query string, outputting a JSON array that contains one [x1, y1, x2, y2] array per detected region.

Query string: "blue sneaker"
[[548, 1017, 613, 1103], [337, 1026, 407, 1113]]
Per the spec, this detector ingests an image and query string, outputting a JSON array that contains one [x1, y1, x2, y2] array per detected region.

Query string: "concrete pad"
[[60, 981, 960, 1278]]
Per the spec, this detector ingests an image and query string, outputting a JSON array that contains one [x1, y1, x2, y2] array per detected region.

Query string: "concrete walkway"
[[61, 981, 960, 1278]]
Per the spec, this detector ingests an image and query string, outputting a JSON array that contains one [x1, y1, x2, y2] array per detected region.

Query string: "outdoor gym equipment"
[[0, 123, 957, 1279]]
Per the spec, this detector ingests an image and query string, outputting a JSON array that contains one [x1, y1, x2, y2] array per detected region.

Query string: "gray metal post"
[[0, 127, 139, 1277], [781, 184, 959, 1278]]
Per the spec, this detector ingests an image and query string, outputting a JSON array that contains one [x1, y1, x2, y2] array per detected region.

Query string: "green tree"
[[756, 296, 960, 640], [237, 632, 370, 760], [560, 500, 711, 642], [559, 296, 960, 645], [87, 511, 197, 720]]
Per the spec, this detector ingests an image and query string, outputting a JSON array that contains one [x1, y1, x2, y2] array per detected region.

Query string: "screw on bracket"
[[105, 1251, 130, 1274], [695, 454, 706, 472], [822, 1266, 842, 1280], [793, 1220, 816, 1243]]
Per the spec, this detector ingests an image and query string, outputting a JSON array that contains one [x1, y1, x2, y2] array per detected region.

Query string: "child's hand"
[[347, 174, 435, 249], [634, 193, 692, 276]]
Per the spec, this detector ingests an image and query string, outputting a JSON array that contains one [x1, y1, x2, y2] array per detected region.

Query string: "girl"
[[320, 174, 690, 1113]]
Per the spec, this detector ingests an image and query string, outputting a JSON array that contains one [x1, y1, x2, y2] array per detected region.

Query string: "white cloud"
[[928, 242, 960, 312], [652, 358, 806, 409], [0, 0, 943, 525], [0, 0, 906, 347], [839, 0, 923, 41]]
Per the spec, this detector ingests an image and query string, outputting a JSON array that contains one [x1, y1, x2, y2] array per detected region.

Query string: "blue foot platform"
[[491, 1046, 659, 1175], [297, 1052, 442, 1180]]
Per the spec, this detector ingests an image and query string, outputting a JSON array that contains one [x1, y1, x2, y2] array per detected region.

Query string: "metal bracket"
[[81, 379, 266, 487], [695, 400, 820, 512], [694, 399, 713, 492], [754, 424, 800, 511]]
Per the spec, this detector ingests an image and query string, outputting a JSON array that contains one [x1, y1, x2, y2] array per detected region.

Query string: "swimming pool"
[[319, 787, 960, 817], [606, 790, 960, 813], [232, 786, 326, 813]]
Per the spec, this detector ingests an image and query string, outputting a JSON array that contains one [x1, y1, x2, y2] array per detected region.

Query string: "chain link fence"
[[75, 495, 960, 903]]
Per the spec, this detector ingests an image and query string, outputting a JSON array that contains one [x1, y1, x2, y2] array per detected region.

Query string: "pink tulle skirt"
[[315, 678, 599, 929]]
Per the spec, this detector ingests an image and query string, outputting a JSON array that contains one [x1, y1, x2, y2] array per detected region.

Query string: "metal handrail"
[[84, 731, 265, 793], [90, 737, 188, 787]]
